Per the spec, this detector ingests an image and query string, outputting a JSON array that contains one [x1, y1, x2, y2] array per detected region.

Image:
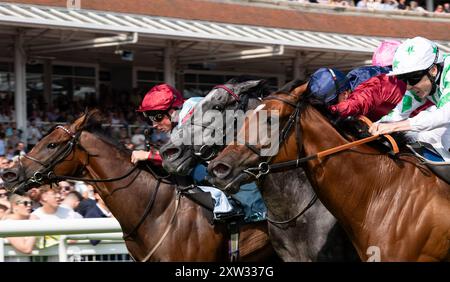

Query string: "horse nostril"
[[212, 162, 232, 179], [1, 170, 18, 182]]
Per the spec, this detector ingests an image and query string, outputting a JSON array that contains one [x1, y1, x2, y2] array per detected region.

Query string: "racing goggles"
[[397, 70, 428, 86], [143, 111, 167, 123]]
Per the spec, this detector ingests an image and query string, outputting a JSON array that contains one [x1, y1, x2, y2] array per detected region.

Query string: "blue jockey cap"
[[345, 66, 391, 91], [308, 67, 349, 105]]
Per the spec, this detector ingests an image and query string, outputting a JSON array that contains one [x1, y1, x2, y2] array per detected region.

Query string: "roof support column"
[[293, 51, 306, 81], [14, 31, 27, 145], [426, 0, 434, 12], [43, 59, 52, 111], [164, 41, 176, 87]]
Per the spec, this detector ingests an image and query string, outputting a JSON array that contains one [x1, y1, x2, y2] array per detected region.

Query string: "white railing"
[[0, 218, 131, 262]]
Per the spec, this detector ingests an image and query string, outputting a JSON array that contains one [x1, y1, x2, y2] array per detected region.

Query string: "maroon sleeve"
[[147, 148, 163, 166], [329, 77, 381, 118]]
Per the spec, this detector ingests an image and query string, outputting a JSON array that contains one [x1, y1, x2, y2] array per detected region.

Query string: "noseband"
[[243, 93, 303, 179], [20, 126, 81, 186], [13, 126, 140, 189]]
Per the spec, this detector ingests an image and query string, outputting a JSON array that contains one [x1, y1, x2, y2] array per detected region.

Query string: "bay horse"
[[208, 84, 450, 261], [1, 110, 274, 262], [161, 80, 358, 261]]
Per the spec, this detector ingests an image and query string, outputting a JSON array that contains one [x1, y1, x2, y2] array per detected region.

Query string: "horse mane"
[[278, 79, 307, 94], [80, 109, 131, 156], [225, 76, 272, 98], [297, 92, 411, 152]]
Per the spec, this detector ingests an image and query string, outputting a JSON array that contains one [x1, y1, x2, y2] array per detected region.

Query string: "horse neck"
[[299, 106, 384, 227], [79, 132, 175, 233]]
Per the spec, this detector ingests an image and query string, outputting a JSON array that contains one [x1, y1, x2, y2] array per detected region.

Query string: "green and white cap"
[[388, 37, 443, 76]]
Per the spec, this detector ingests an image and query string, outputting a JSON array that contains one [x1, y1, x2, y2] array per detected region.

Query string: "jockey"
[[131, 84, 184, 165], [369, 36, 450, 161], [372, 40, 401, 68], [308, 65, 405, 122], [132, 83, 267, 222], [309, 39, 406, 122]]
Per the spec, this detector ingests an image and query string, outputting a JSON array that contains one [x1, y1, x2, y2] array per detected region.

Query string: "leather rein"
[[15, 125, 178, 262]]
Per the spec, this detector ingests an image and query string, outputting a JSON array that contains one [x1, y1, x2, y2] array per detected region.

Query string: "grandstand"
[[1, 0, 450, 262]]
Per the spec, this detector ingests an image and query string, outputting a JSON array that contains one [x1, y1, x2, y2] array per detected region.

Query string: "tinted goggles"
[[142, 111, 167, 123], [397, 70, 428, 86]]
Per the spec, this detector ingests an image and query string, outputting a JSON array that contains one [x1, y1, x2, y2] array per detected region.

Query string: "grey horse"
[[160, 78, 358, 261]]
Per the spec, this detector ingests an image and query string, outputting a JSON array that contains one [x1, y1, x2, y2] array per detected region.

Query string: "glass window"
[[53, 65, 72, 76], [74, 66, 95, 77], [51, 65, 97, 110], [135, 70, 164, 94]]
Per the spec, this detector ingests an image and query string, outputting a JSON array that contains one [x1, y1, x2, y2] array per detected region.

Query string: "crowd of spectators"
[[0, 96, 169, 258], [288, 0, 450, 13], [0, 179, 114, 260], [0, 101, 169, 162]]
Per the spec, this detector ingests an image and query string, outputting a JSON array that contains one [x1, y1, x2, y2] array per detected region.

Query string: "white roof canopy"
[[0, 2, 435, 55]]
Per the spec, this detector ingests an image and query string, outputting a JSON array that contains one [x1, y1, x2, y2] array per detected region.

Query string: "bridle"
[[192, 84, 259, 161], [7, 125, 177, 261], [243, 93, 304, 179], [241, 92, 319, 226], [17, 126, 140, 188]]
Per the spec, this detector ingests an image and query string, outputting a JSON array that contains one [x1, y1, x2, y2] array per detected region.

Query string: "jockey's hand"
[[369, 123, 394, 135], [369, 120, 412, 136], [131, 150, 149, 164]]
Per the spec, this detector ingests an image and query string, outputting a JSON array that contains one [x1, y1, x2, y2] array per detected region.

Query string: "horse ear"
[[71, 109, 102, 132], [291, 82, 309, 100], [236, 80, 263, 93]]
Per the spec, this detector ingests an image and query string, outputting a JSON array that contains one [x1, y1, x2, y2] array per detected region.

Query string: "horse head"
[[208, 82, 309, 194], [160, 77, 270, 175], [1, 110, 104, 195]]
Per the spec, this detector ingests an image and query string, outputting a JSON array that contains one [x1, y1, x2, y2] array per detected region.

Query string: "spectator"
[[85, 189, 112, 245], [74, 182, 96, 217], [0, 156, 11, 173], [409, 1, 427, 12], [57, 180, 74, 201], [0, 186, 10, 213], [5, 146, 14, 161], [131, 127, 146, 150], [123, 137, 135, 150], [6, 128, 22, 149], [26, 119, 42, 151], [60, 191, 83, 218], [380, 0, 398, 10], [0, 132, 5, 156], [30, 185, 80, 220], [444, 3, 450, 12], [397, 0, 408, 10], [356, 0, 368, 8], [0, 203, 8, 219], [2, 194, 36, 259], [27, 187, 42, 210], [435, 4, 445, 13], [13, 141, 26, 158], [30, 185, 82, 253]]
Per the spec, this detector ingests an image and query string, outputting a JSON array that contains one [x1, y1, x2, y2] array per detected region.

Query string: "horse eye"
[[47, 143, 58, 149], [213, 105, 223, 111]]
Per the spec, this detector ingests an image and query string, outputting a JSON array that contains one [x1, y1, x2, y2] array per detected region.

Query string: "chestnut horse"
[[209, 86, 450, 261], [1, 110, 274, 262], [161, 80, 358, 261]]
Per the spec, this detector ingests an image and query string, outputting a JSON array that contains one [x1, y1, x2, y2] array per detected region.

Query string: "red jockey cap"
[[137, 83, 184, 112]]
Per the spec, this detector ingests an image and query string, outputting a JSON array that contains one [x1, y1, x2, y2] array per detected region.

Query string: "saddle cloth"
[[407, 141, 450, 185]]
